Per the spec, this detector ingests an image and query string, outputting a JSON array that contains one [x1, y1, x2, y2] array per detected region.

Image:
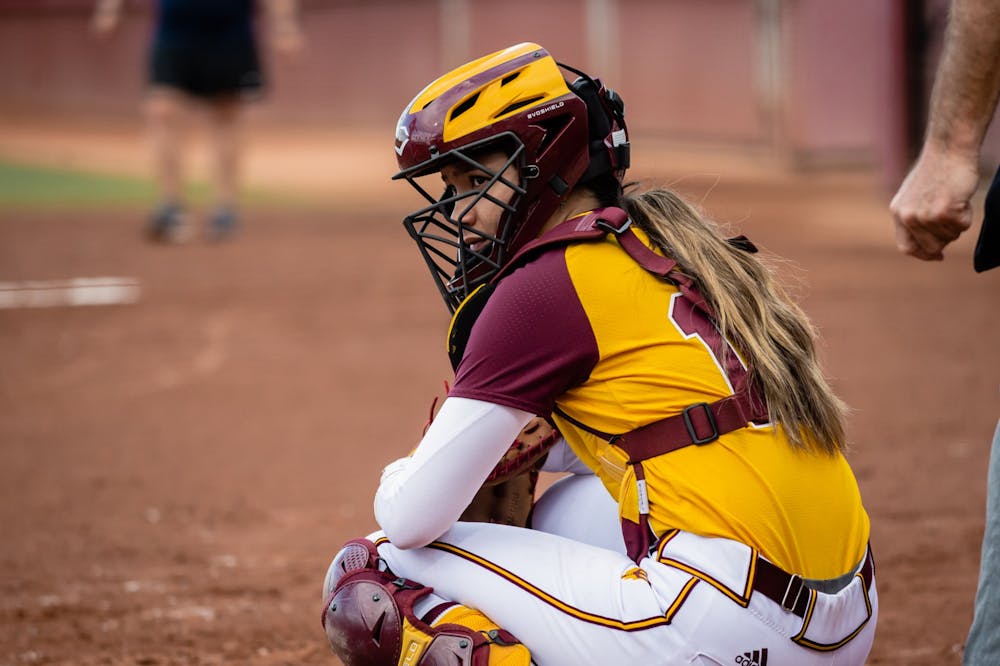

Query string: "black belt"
[[752, 547, 874, 618]]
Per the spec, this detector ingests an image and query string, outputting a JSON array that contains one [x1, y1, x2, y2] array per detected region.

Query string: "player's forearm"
[[925, 0, 1000, 157], [93, 0, 122, 17], [265, 0, 300, 28], [263, 0, 304, 51]]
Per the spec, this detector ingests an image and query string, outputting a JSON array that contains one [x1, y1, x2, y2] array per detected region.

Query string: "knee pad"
[[323, 538, 383, 601], [321, 540, 531, 665]]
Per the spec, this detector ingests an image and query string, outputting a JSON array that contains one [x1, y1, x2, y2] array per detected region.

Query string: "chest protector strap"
[[542, 208, 767, 562]]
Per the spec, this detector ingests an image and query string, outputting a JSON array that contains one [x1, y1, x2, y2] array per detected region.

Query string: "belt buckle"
[[682, 402, 719, 445], [781, 574, 804, 613]]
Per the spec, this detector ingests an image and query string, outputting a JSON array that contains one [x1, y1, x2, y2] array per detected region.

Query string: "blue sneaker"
[[147, 203, 189, 243], [208, 207, 239, 241]]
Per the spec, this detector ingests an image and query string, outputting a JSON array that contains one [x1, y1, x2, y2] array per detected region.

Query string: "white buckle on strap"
[[781, 574, 804, 612]]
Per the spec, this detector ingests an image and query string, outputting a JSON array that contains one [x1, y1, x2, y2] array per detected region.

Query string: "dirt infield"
[[1, 124, 1000, 664]]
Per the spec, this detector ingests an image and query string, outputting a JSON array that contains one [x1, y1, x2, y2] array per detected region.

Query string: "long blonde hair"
[[623, 187, 847, 454]]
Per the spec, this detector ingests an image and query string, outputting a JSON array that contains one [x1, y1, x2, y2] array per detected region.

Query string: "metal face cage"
[[398, 135, 528, 313]]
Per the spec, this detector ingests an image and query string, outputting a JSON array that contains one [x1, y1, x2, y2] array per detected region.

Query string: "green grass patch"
[[0, 161, 217, 210], [0, 161, 154, 208], [0, 160, 323, 212]]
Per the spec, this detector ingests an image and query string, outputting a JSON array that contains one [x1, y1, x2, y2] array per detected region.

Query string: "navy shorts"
[[149, 39, 263, 99]]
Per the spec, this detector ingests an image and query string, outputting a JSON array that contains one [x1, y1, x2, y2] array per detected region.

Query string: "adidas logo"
[[734, 648, 768, 666]]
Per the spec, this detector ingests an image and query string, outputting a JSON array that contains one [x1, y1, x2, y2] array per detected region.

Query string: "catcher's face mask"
[[397, 139, 527, 312], [393, 41, 629, 312]]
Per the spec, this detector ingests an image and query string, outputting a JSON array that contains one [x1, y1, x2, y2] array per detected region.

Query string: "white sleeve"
[[373, 397, 533, 549], [539, 438, 595, 475]]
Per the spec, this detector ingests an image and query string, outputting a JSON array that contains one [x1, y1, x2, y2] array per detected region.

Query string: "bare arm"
[[91, 0, 123, 38], [262, 0, 305, 54], [890, 0, 1000, 260], [927, 0, 1000, 154]]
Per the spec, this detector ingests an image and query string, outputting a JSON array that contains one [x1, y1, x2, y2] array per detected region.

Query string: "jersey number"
[[667, 292, 747, 393]]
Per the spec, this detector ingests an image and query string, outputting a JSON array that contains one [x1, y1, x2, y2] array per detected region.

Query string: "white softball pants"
[[338, 475, 878, 665]]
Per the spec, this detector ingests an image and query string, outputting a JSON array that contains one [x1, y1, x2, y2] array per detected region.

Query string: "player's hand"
[[889, 147, 979, 261]]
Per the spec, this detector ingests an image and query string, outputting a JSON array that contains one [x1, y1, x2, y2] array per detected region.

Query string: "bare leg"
[[144, 87, 189, 241], [145, 87, 186, 206], [207, 95, 242, 209], [205, 95, 243, 239]]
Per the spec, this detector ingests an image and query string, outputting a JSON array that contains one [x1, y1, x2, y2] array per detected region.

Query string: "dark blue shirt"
[[154, 0, 257, 48]]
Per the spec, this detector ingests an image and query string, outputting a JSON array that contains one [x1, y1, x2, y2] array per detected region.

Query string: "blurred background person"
[[888, 1, 1000, 664], [91, 0, 304, 242]]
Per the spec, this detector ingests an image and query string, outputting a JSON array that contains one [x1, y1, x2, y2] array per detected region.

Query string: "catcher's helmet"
[[394, 42, 629, 312]]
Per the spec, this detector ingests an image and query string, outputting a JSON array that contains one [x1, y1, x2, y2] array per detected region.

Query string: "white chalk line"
[[0, 277, 141, 309]]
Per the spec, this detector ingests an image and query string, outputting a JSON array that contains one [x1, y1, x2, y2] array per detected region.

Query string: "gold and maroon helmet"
[[394, 42, 629, 312]]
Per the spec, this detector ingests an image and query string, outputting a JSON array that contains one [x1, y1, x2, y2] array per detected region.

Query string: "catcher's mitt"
[[460, 472, 538, 526], [461, 417, 560, 527], [484, 416, 560, 485]]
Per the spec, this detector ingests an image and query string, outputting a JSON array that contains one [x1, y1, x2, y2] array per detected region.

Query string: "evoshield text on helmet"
[[394, 42, 629, 312]]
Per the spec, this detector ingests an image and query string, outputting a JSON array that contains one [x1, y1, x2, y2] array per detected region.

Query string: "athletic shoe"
[[147, 203, 189, 243], [207, 207, 239, 241]]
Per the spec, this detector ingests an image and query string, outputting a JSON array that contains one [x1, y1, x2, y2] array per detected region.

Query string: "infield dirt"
[[1, 117, 999, 664]]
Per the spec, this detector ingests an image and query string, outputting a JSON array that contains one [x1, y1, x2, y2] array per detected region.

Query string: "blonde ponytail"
[[623, 188, 847, 454]]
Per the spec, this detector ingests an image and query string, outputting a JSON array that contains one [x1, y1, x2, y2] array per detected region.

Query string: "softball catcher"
[[322, 43, 877, 665]]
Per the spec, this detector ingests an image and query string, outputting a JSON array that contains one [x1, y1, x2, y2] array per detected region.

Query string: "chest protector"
[[447, 207, 768, 562]]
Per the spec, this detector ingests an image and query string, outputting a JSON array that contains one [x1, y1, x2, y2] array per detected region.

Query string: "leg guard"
[[323, 537, 383, 601], [321, 539, 531, 666]]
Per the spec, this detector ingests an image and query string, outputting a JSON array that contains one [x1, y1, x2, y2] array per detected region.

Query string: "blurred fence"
[[2, 0, 1000, 188]]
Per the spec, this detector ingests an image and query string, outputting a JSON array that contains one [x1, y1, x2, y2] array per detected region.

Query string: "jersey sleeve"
[[449, 248, 599, 415]]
